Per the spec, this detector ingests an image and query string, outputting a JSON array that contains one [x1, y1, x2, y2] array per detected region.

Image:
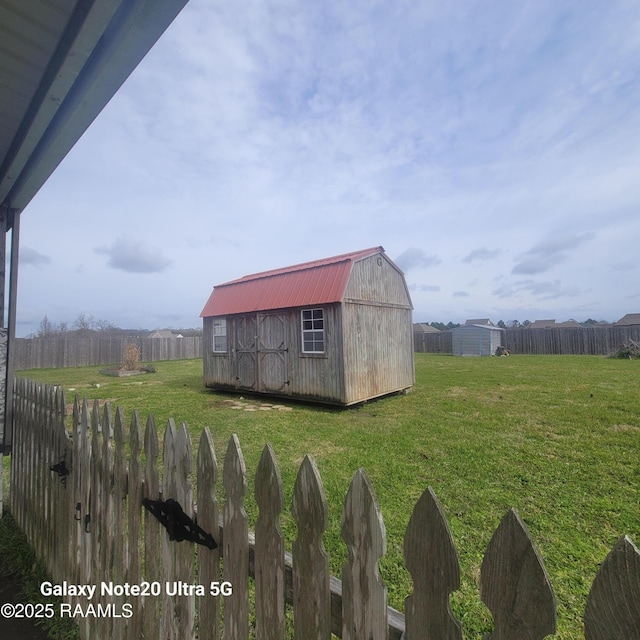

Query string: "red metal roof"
[[200, 247, 385, 317]]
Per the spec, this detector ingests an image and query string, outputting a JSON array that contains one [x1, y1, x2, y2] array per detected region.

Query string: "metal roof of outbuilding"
[[200, 247, 387, 317]]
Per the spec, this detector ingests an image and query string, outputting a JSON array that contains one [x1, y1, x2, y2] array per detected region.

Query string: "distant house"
[[413, 323, 441, 334], [465, 318, 494, 326], [452, 320, 503, 356], [528, 319, 582, 329], [615, 313, 640, 326], [200, 247, 414, 405], [528, 320, 557, 329], [147, 330, 181, 339], [554, 320, 582, 328]]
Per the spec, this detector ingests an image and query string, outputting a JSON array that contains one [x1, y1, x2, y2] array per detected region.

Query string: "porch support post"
[[5, 208, 20, 454], [0, 207, 7, 515]]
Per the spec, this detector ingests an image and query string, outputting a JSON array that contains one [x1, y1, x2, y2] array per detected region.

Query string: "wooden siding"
[[342, 303, 414, 404], [203, 318, 234, 388], [343, 253, 412, 308], [204, 306, 347, 404], [285, 304, 346, 403]]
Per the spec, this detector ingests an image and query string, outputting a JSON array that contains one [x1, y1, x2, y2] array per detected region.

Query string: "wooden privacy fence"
[[14, 336, 203, 370], [9, 378, 640, 639], [414, 326, 640, 356]]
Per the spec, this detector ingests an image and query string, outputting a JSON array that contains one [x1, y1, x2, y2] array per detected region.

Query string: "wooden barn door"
[[257, 313, 289, 394], [234, 316, 257, 390]]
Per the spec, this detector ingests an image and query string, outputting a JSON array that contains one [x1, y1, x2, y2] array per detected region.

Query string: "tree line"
[[32, 314, 202, 339], [420, 318, 611, 330]]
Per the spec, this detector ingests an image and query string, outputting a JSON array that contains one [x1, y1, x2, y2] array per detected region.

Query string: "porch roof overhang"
[[0, 0, 188, 222]]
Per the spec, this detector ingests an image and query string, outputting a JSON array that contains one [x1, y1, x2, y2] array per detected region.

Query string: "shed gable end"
[[343, 253, 412, 309]]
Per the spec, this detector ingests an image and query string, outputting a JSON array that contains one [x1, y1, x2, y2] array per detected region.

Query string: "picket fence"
[[9, 378, 640, 639]]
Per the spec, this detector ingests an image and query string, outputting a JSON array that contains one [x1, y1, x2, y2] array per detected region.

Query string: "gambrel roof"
[[200, 247, 402, 317]]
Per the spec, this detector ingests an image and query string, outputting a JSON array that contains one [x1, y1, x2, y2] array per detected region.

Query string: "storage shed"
[[451, 320, 504, 356], [200, 247, 414, 405]]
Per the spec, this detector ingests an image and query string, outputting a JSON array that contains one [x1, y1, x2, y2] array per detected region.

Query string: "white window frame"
[[212, 318, 227, 352], [301, 308, 325, 353]]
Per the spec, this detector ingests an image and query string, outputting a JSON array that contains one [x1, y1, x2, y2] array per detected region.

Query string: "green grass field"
[[13, 354, 640, 638]]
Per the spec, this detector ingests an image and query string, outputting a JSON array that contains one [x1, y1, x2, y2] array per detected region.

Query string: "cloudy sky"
[[16, 0, 640, 336]]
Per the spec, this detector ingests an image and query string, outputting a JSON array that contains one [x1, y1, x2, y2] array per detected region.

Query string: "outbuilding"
[[200, 247, 414, 405], [451, 319, 504, 356]]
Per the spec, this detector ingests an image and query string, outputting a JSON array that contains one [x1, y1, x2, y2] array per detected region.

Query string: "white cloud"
[[395, 248, 441, 272], [95, 238, 172, 274], [512, 233, 595, 275], [14, 0, 640, 333], [19, 247, 51, 267]]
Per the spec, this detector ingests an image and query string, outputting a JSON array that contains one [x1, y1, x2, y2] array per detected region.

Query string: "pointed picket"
[[143, 414, 161, 640], [161, 419, 178, 640], [223, 433, 249, 640], [403, 487, 462, 640], [480, 509, 556, 640], [584, 535, 640, 639], [173, 423, 195, 639], [341, 468, 388, 640], [126, 411, 144, 640], [88, 398, 101, 571], [108, 406, 127, 639], [291, 455, 331, 640], [196, 427, 220, 640], [99, 403, 115, 638], [255, 444, 286, 640]]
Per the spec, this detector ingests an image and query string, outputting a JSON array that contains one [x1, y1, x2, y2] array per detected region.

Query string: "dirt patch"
[[218, 398, 293, 412]]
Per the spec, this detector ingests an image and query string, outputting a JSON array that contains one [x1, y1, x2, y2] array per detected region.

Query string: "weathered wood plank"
[[403, 486, 462, 640], [255, 443, 285, 640], [173, 423, 196, 638], [73, 395, 91, 638], [480, 508, 556, 640], [143, 414, 161, 640], [292, 454, 331, 640], [341, 468, 388, 640], [223, 433, 249, 640], [126, 410, 143, 640], [584, 535, 640, 639], [196, 427, 220, 640], [161, 419, 178, 640], [86, 398, 102, 639], [99, 402, 115, 638]]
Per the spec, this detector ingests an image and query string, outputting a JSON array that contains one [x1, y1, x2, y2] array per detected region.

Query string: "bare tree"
[[37, 315, 54, 337]]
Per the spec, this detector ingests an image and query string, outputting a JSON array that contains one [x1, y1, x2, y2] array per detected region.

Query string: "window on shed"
[[212, 318, 227, 352], [301, 308, 325, 353]]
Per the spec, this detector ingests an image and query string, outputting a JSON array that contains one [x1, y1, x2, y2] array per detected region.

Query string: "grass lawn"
[[13, 354, 640, 639]]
